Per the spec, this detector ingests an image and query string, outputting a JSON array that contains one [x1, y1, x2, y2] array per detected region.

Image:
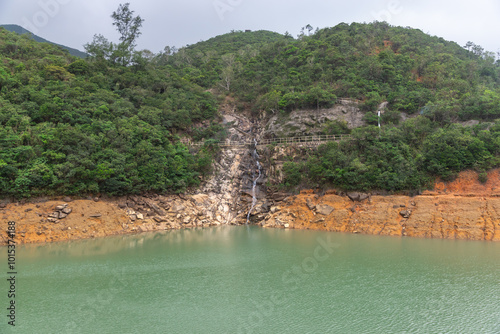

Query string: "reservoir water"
[[2, 226, 500, 333]]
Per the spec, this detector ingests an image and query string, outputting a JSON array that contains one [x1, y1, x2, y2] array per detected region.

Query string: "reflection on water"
[[19, 226, 237, 258]]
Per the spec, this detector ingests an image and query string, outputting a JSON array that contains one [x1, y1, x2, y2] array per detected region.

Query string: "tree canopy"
[[1, 20, 500, 197]]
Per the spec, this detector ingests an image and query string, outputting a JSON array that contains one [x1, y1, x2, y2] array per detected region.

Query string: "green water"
[[1, 226, 500, 334]]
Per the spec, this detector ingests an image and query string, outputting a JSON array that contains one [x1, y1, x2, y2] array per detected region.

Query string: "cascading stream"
[[246, 138, 262, 224]]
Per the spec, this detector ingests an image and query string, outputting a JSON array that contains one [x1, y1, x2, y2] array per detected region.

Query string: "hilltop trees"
[[85, 2, 144, 66], [111, 3, 144, 66], [168, 23, 500, 121]]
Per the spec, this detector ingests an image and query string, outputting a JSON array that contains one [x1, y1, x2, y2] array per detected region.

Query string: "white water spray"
[[246, 139, 262, 224]]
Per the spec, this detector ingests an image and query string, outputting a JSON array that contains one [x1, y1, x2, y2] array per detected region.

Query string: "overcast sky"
[[0, 0, 499, 55]]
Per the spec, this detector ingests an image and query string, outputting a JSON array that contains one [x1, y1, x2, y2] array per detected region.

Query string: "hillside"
[[0, 27, 219, 198], [173, 22, 500, 120], [169, 22, 500, 192], [185, 30, 287, 55], [0, 24, 87, 58], [1, 21, 500, 199]]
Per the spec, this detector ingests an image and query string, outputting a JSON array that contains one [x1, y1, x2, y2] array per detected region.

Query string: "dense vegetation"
[[281, 119, 500, 191], [0, 27, 219, 197], [169, 22, 500, 120], [1, 17, 499, 197]]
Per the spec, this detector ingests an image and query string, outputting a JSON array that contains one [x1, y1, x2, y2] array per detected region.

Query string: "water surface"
[[2, 227, 499, 333]]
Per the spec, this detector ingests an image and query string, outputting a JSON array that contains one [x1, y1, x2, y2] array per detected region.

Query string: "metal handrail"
[[180, 134, 352, 147]]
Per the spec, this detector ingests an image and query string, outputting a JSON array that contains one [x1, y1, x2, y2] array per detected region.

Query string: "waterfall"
[[246, 138, 262, 224], [378, 110, 381, 128]]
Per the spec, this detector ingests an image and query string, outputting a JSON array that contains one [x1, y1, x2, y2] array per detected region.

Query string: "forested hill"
[[0, 27, 218, 198], [0, 24, 88, 58], [185, 30, 287, 55], [1, 21, 499, 198], [172, 22, 500, 121], [169, 22, 500, 191]]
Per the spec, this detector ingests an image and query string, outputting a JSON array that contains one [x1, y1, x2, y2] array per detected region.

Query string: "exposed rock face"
[[0, 199, 130, 244], [1, 171, 500, 245], [263, 99, 364, 138]]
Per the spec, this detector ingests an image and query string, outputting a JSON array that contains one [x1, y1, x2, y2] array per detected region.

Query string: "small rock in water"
[[283, 223, 290, 228]]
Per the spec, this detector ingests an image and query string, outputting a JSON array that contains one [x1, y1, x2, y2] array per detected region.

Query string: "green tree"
[[422, 127, 492, 180], [84, 34, 114, 62], [111, 3, 144, 66]]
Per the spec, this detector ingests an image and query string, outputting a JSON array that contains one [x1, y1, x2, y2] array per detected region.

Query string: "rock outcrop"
[[262, 99, 364, 138]]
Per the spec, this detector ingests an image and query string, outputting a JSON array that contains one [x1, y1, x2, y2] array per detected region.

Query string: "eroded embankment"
[[263, 169, 500, 241], [0, 193, 235, 246], [1, 170, 499, 245], [263, 191, 500, 241]]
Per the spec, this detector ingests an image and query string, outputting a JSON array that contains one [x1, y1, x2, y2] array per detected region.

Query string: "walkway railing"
[[257, 134, 351, 146], [180, 134, 352, 148]]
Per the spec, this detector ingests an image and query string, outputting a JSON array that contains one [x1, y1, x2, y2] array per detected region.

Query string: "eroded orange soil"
[[265, 169, 500, 241], [0, 198, 130, 245]]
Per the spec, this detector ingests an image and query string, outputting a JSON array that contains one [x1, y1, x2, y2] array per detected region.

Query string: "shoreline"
[[1, 192, 499, 246], [263, 192, 500, 241], [1, 169, 499, 246], [0, 196, 226, 246]]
